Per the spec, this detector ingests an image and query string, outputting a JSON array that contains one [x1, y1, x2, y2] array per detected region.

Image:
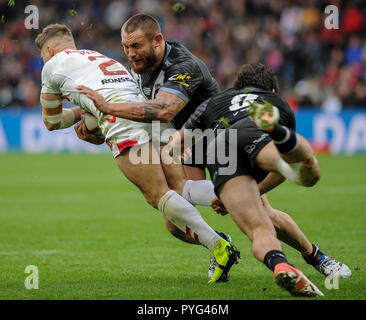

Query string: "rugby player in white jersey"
[[35, 24, 240, 283]]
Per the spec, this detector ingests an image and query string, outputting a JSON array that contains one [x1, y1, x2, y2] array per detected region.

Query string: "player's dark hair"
[[234, 63, 280, 92], [122, 14, 161, 40], [35, 24, 74, 50]]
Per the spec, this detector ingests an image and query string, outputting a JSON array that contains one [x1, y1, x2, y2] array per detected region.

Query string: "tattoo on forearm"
[[127, 93, 185, 122], [130, 103, 162, 122]]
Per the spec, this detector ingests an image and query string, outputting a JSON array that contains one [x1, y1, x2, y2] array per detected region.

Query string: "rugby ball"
[[81, 110, 102, 135]]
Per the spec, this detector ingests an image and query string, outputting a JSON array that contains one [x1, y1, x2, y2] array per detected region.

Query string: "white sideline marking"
[[0, 250, 61, 255], [322, 186, 366, 194]]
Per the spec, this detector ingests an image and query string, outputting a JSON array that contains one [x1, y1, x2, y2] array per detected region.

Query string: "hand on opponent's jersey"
[[77, 84, 186, 123], [77, 85, 111, 114]]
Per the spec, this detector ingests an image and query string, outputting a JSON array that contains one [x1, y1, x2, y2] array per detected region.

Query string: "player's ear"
[[153, 33, 164, 48], [46, 45, 55, 58]]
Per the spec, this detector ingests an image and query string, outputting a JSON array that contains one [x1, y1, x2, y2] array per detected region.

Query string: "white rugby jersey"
[[41, 49, 173, 155], [41, 49, 143, 117]]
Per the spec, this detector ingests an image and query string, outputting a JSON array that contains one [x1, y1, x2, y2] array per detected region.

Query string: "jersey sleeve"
[[40, 61, 61, 95], [160, 60, 203, 103]]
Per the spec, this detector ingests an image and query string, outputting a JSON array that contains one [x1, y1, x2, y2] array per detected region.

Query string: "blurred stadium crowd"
[[0, 0, 366, 112]]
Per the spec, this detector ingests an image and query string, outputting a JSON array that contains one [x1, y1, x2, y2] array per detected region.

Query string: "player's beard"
[[130, 49, 159, 74]]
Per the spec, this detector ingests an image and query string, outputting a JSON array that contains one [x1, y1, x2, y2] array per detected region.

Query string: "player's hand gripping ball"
[[77, 110, 104, 145], [81, 110, 100, 133]]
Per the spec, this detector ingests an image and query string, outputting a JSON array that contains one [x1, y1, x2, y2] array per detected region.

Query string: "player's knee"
[[166, 177, 185, 195], [245, 216, 276, 241], [144, 195, 157, 208], [250, 224, 277, 244], [142, 191, 162, 209]]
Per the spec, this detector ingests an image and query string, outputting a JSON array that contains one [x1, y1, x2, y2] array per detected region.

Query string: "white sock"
[[277, 158, 302, 185], [158, 190, 221, 251], [182, 180, 217, 206]]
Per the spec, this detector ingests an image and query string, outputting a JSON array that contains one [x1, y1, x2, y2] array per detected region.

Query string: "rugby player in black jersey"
[[76, 14, 240, 282], [167, 62, 351, 296]]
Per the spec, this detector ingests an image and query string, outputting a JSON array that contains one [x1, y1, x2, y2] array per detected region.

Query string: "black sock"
[[264, 250, 288, 271], [268, 124, 298, 153], [303, 244, 326, 266], [268, 123, 288, 140]]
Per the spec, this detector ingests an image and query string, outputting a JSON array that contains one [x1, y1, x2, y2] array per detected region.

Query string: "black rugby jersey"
[[131, 40, 220, 129], [184, 87, 296, 132]]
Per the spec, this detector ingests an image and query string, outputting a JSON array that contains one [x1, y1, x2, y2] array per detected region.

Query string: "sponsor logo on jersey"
[[101, 77, 135, 85], [253, 133, 269, 144], [245, 144, 256, 154], [167, 73, 191, 87], [245, 133, 269, 154]]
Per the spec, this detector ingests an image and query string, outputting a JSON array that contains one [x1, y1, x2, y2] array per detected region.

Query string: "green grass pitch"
[[0, 153, 365, 300]]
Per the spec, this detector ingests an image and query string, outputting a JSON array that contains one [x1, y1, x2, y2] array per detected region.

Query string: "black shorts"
[[206, 118, 272, 195], [183, 102, 295, 173]]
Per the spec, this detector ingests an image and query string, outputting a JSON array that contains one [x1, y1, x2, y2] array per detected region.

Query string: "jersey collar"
[[160, 42, 172, 68]]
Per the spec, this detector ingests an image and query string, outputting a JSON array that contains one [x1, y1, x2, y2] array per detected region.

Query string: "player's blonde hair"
[[35, 24, 75, 50]]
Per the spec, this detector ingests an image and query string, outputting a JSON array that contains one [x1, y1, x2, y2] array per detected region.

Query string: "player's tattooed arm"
[[76, 85, 186, 123], [40, 93, 81, 131], [128, 91, 186, 122]]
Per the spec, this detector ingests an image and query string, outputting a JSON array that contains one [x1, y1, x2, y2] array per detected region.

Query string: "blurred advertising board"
[[0, 108, 366, 154]]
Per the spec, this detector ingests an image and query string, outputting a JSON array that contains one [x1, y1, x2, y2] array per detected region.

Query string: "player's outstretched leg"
[[218, 175, 323, 297], [210, 191, 351, 279], [160, 157, 240, 281], [115, 141, 240, 282], [158, 189, 240, 284], [247, 101, 321, 187], [303, 244, 352, 278], [254, 140, 318, 187], [261, 196, 351, 278]]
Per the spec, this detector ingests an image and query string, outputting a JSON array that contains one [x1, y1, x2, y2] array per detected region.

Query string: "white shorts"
[[101, 115, 175, 158], [95, 94, 175, 158]]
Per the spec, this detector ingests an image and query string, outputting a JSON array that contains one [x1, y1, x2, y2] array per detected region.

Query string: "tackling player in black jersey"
[[75, 14, 240, 282], [169, 62, 351, 295], [77, 14, 219, 187]]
